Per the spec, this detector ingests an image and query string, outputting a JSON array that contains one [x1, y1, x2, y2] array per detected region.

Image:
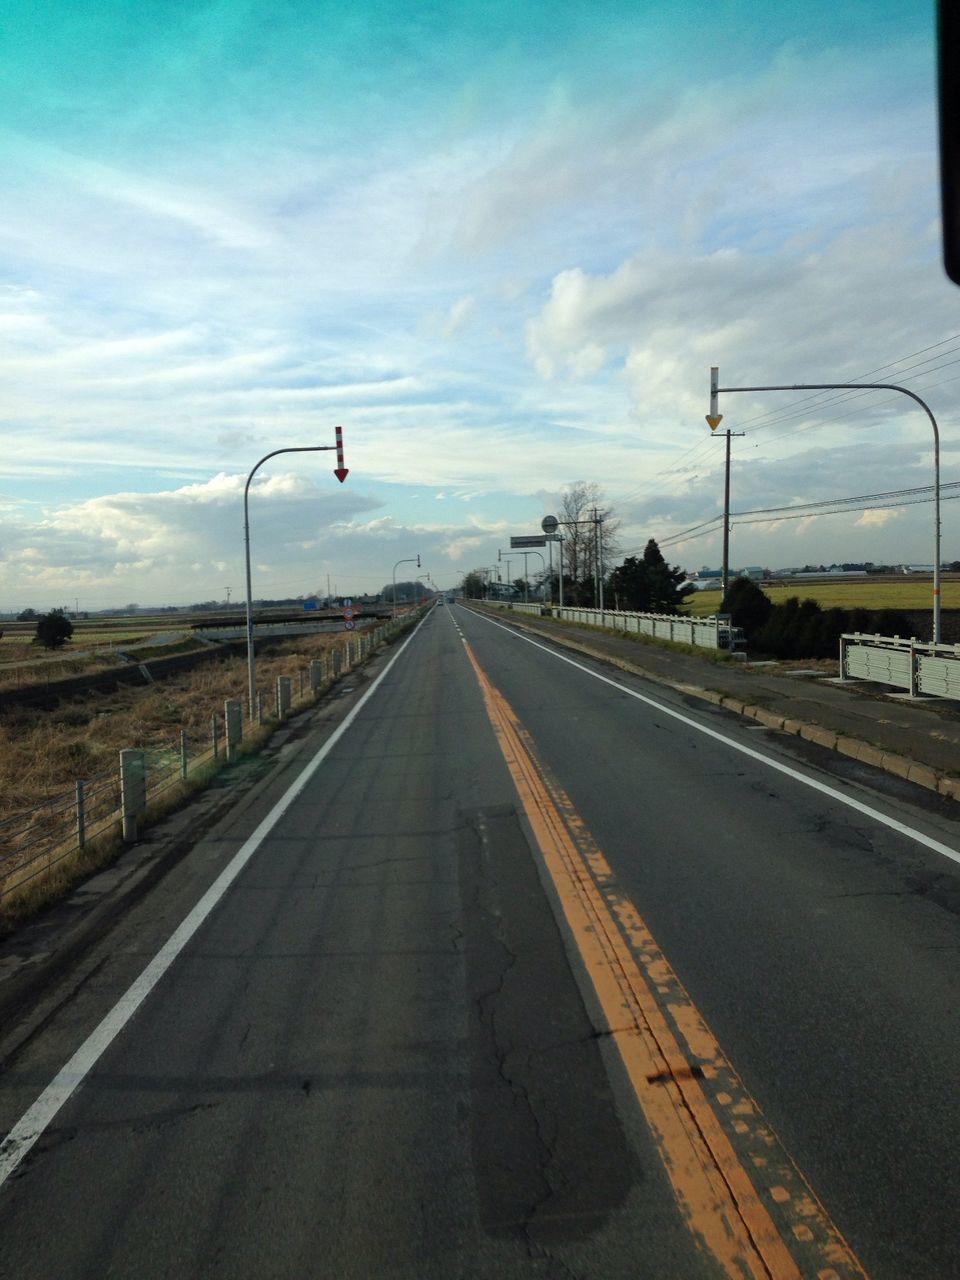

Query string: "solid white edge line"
[[459, 605, 960, 870], [0, 613, 431, 1189]]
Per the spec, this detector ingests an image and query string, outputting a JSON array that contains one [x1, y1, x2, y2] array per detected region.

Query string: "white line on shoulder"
[[467, 608, 960, 869], [0, 613, 430, 1191]]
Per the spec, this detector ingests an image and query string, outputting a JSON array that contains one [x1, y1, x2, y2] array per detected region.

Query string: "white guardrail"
[[840, 633, 960, 700], [481, 601, 744, 650]]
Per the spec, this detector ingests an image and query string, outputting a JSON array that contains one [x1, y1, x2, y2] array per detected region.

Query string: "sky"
[[0, 0, 955, 610]]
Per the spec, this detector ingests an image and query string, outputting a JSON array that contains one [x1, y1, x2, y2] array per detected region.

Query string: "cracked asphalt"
[[1, 603, 959, 1277]]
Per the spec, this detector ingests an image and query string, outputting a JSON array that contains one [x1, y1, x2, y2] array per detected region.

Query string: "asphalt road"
[[1, 602, 959, 1279]]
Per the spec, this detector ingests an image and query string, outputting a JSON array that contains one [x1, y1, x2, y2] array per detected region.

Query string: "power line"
[[733, 490, 960, 528], [618, 333, 960, 506], [651, 481, 960, 551], [736, 480, 960, 519], [731, 334, 960, 433]]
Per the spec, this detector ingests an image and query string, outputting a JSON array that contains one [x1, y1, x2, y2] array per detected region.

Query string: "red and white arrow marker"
[[334, 425, 349, 483]]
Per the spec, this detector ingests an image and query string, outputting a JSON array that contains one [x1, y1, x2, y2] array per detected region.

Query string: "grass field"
[[683, 577, 960, 617], [0, 613, 230, 684], [0, 622, 384, 928]]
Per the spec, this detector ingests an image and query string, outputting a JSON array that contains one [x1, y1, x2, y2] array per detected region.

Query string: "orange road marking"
[[464, 639, 869, 1280]]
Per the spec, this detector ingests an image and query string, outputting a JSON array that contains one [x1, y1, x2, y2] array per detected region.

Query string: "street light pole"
[[244, 437, 347, 717], [521, 550, 545, 601], [392, 554, 420, 618], [498, 550, 514, 595], [709, 371, 943, 643]]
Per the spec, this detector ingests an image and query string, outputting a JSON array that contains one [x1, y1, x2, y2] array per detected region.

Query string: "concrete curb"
[[480, 608, 960, 805]]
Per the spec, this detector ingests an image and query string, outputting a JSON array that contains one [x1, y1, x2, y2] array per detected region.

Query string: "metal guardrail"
[[483, 601, 744, 650], [840, 632, 960, 699]]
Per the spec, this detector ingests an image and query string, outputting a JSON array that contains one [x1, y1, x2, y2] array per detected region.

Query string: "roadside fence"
[[0, 614, 419, 908], [840, 632, 960, 700], [482, 600, 744, 650]]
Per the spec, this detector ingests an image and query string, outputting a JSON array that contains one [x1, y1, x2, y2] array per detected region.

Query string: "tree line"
[[461, 479, 924, 660], [463, 481, 692, 614]]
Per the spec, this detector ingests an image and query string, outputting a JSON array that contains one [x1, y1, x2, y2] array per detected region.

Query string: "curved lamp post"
[[522, 550, 546, 601], [245, 433, 348, 716], [709, 371, 942, 642], [392, 554, 420, 618]]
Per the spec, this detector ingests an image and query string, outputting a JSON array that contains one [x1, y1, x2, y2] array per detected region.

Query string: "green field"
[[683, 576, 960, 617], [0, 616, 192, 681]]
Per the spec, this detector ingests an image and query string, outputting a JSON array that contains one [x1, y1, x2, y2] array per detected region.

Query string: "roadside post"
[[276, 676, 291, 719], [224, 698, 243, 761], [119, 750, 146, 842]]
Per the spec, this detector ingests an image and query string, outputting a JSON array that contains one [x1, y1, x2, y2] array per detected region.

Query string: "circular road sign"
[[541, 515, 559, 533], [344, 619, 357, 631], [343, 607, 355, 620]]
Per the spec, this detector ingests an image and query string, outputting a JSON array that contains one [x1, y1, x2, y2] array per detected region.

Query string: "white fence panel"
[[480, 601, 734, 652], [841, 633, 960, 701], [918, 651, 960, 697], [843, 643, 914, 689]]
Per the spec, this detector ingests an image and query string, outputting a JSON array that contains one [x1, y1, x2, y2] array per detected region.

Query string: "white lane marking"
[[461, 606, 960, 870], [0, 616, 430, 1190]]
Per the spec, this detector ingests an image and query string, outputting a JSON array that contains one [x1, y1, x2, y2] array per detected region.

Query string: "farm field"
[[683, 576, 960, 617], [0, 610, 289, 684]]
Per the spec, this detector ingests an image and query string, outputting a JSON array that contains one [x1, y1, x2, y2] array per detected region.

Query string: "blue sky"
[[0, 1, 952, 609]]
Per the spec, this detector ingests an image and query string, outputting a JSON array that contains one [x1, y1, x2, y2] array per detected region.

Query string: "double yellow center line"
[[464, 637, 868, 1280]]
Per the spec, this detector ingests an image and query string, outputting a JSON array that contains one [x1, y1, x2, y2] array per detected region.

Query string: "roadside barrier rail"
[[482, 601, 743, 651], [840, 632, 960, 700], [0, 612, 421, 909]]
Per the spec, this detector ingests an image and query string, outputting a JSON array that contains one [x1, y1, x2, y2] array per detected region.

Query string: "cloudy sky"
[[0, 1, 954, 610]]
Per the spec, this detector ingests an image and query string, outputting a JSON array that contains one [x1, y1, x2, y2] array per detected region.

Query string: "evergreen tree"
[[608, 557, 652, 612], [721, 577, 772, 637], [35, 609, 73, 650], [607, 540, 691, 614], [642, 539, 690, 613]]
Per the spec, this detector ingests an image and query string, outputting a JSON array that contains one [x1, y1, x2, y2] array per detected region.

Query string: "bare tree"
[[558, 481, 621, 605]]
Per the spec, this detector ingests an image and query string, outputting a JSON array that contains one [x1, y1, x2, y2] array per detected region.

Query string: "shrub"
[[35, 611, 74, 649], [721, 577, 773, 637], [873, 608, 914, 639]]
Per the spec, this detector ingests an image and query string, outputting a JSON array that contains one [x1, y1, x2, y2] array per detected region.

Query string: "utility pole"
[[707, 368, 743, 599]]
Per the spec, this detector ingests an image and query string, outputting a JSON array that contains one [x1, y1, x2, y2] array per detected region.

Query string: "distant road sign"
[[344, 619, 357, 631], [343, 597, 353, 607], [541, 515, 559, 533], [343, 607, 355, 620], [510, 535, 546, 548]]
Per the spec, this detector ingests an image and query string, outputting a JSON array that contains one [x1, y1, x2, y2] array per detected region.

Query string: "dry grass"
[[0, 631, 352, 803], [0, 623, 386, 929]]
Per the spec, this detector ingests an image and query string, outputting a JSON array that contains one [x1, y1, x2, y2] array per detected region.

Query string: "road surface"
[[1, 602, 959, 1278]]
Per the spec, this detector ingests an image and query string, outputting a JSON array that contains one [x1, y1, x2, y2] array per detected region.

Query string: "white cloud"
[[856, 508, 901, 528], [0, 17, 945, 599], [443, 295, 476, 337]]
